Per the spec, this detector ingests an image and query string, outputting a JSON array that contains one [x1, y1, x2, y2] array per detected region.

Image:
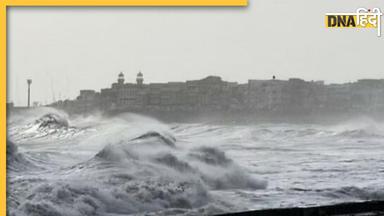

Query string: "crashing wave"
[[7, 110, 269, 216], [93, 132, 266, 191], [10, 179, 210, 216], [8, 128, 266, 216], [8, 113, 87, 142], [330, 118, 384, 139], [95, 131, 176, 162], [154, 153, 195, 173], [131, 131, 177, 147], [35, 113, 69, 129], [188, 147, 232, 166], [94, 142, 139, 162], [7, 140, 36, 172], [188, 147, 267, 190]]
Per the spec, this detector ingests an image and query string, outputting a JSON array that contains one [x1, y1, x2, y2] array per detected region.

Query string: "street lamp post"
[[27, 79, 32, 107]]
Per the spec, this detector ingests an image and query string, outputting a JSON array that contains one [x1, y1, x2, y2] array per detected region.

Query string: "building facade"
[[51, 72, 384, 115]]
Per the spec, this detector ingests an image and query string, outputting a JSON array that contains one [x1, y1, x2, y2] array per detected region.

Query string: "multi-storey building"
[[51, 72, 384, 115], [350, 79, 384, 112]]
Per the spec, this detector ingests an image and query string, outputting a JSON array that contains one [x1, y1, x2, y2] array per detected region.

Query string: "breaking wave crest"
[[36, 113, 69, 129], [8, 109, 266, 216], [8, 110, 89, 142], [331, 117, 384, 138], [91, 130, 267, 191]]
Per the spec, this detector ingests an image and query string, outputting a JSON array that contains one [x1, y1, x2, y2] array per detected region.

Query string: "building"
[[350, 79, 384, 112], [246, 78, 325, 113], [51, 71, 384, 115], [324, 83, 352, 112], [247, 79, 286, 111]]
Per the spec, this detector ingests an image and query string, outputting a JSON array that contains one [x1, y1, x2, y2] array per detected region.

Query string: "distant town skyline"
[[8, 72, 384, 107], [8, 0, 384, 106], [47, 73, 384, 116]]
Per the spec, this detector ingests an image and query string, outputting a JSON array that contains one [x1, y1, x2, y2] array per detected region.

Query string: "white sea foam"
[[8, 109, 267, 216], [7, 108, 384, 215]]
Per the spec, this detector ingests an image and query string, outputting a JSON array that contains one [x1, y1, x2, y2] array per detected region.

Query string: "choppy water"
[[7, 108, 384, 216]]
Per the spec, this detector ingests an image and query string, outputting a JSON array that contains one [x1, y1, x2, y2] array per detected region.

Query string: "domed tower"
[[136, 71, 144, 86], [118, 72, 125, 85]]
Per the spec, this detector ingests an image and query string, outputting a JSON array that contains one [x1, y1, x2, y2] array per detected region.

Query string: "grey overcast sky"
[[8, 0, 384, 106]]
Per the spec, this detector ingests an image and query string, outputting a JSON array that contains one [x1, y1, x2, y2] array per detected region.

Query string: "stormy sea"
[[7, 108, 384, 216]]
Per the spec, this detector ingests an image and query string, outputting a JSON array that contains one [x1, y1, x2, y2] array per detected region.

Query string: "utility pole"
[[27, 79, 32, 107]]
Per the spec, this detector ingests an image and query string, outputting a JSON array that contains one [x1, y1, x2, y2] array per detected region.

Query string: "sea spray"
[[8, 109, 266, 216]]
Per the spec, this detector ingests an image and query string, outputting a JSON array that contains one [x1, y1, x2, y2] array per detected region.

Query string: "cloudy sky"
[[8, 0, 384, 106]]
